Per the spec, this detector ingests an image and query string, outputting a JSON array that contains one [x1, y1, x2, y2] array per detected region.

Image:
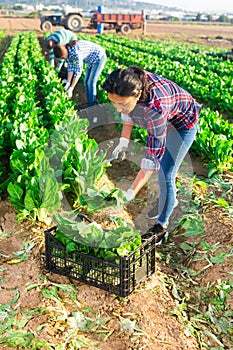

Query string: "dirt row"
[[0, 17, 233, 49]]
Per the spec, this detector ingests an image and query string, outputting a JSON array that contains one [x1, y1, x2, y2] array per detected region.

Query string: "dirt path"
[[1, 16, 233, 49]]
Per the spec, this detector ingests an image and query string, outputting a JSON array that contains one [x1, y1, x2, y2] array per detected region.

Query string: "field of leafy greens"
[[0, 30, 232, 350]]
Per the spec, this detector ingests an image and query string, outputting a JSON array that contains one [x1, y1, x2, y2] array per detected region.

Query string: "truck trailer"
[[89, 11, 145, 34]]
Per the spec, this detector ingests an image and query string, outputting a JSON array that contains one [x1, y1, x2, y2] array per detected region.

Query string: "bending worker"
[[53, 39, 106, 103], [102, 66, 202, 245]]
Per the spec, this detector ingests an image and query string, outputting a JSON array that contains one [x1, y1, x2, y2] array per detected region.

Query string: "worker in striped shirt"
[[46, 29, 76, 72], [53, 39, 106, 104], [102, 66, 202, 245]]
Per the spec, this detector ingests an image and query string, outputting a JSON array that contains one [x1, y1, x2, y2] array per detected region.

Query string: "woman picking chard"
[[102, 66, 202, 244]]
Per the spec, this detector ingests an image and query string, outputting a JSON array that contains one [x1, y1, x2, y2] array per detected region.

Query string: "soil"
[[0, 16, 233, 49], [0, 17, 233, 350]]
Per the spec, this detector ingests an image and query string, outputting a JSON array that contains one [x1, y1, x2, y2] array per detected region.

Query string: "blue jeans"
[[84, 54, 107, 104], [157, 124, 198, 227]]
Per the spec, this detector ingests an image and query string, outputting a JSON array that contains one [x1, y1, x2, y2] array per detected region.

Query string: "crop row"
[[0, 32, 108, 223], [80, 33, 233, 116]]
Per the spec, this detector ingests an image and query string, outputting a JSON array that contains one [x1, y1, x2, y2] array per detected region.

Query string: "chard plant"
[[53, 212, 142, 259]]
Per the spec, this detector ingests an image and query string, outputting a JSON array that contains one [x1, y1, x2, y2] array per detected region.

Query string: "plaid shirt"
[[67, 40, 106, 79], [121, 71, 202, 170]]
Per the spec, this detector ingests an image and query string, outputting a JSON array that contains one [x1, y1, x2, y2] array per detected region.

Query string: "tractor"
[[39, 11, 84, 32]]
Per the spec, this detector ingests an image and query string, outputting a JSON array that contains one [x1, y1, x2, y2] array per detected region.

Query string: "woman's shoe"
[[141, 223, 169, 245]]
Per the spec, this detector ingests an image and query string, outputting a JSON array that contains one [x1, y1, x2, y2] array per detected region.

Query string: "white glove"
[[66, 86, 73, 98], [62, 79, 68, 84], [140, 158, 156, 170], [63, 82, 70, 92], [112, 137, 129, 159], [123, 188, 135, 202]]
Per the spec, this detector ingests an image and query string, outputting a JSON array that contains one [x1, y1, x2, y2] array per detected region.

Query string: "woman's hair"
[[67, 39, 78, 47], [102, 66, 149, 100], [53, 40, 78, 58], [53, 44, 68, 58]]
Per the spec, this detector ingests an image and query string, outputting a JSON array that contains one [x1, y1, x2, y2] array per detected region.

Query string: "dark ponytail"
[[67, 39, 79, 47], [102, 66, 149, 100], [54, 40, 78, 58], [53, 44, 67, 58]]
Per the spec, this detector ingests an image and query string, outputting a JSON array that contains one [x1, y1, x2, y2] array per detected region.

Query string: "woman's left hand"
[[123, 188, 135, 202], [66, 87, 74, 98], [63, 82, 70, 91]]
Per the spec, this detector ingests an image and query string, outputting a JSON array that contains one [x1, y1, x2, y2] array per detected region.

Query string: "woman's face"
[[108, 93, 140, 114]]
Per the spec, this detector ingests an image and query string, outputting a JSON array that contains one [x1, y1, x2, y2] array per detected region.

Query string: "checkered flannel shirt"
[[67, 40, 106, 79], [121, 71, 202, 170]]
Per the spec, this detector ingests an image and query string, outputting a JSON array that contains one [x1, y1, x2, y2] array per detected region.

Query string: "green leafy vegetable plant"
[[53, 213, 142, 259]]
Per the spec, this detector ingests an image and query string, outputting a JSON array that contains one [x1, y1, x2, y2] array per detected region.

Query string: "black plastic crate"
[[44, 226, 156, 297]]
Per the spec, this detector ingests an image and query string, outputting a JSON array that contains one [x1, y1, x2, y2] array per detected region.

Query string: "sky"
[[137, 0, 233, 13]]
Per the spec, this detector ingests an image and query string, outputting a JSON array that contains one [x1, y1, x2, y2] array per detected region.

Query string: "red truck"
[[89, 11, 145, 34]]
